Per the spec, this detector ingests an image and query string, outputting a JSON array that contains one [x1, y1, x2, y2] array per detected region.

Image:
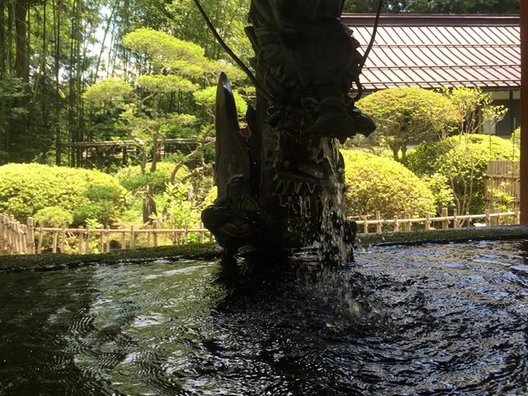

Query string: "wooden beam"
[[520, 1, 528, 224]]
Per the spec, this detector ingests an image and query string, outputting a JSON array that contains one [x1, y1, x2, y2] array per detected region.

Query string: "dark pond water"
[[1, 240, 528, 395]]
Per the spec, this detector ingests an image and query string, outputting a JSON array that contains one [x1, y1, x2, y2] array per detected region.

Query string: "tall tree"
[[14, 0, 29, 82]]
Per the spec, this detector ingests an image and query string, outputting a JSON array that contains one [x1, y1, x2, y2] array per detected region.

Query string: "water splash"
[[315, 139, 353, 265]]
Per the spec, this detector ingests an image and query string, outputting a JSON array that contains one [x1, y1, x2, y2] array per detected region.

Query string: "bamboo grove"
[[0, 0, 251, 166]]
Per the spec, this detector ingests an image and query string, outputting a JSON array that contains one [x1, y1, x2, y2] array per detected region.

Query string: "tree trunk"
[[0, 1, 7, 77], [14, 0, 28, 82], [53, 0, 61, 165]]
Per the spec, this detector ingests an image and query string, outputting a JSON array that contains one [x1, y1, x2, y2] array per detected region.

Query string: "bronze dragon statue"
[[200, 0, 377, 262]]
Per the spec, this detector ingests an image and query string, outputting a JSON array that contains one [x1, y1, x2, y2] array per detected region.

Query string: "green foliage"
[[83, 79, 136, 143], [33, 206, 74, 227], [420, 174, 456, 213], [407, 134, 519, 214], [159, 180, 215, 229], [162, 0, 252, 61], [123, 28, 244, 82], [0, 163, 126, 225], [487, 187, 516, 213], [356, 88, 460, 162], [74, 185, 126, 226], [160, 182, 197, 228], [444, 87, 507, 135], [193, 86, 248, 121], [405, 141, 443, 177], [135, 75, 199, 94], [0, 76, 26, 163], [83, 79, 134, 109], [341, 150, 436, 218], [115, 162, 188, 194]]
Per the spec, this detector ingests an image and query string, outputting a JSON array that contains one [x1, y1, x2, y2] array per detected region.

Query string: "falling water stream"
[[1, 240, 528, 395]]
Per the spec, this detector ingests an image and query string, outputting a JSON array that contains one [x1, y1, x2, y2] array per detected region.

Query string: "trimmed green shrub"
[[420, 174, 456, 213], [0, 163, 126, 225], [356, 87, 460, 162], [114, 162, 188, 193], [33, 206, 74, 227], [407, 134, 519, 213], [342, 150, 436, 218]]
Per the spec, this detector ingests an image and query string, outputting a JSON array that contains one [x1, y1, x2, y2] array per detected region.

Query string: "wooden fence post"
[[393, 215, 399, 232], [153, 221, 159, 247], [441, 208, 449, 229], [78, 226, 84, 254], [99, 230, 104, 253], [37, 226, 43, 254], [85, 227, 91, 254], [52, 231, 59, 253], [484, 210, 491, 226], [375, 211, 382, 234], [453, 209, 459, 229], [146, 225, 152, 247], [105, 230, 111, 252], [130, 225, 135, 249], [121, 229, 126, 250], [425, 213, 431, 231], [0, 215, 4, 252], [26, 217, 35, 254], [362, 216, 368, 234], [199, 222, 205, 244], [0, 215, 5, 252], [14, 222, 21, 254], [60, 226, 67, 253], [516, 210, 521, 225], [405, 212, 411, 232], [20, 224, 27, 254]]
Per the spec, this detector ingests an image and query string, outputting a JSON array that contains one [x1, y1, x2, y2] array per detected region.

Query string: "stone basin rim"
[[1, 226, 527, 273]]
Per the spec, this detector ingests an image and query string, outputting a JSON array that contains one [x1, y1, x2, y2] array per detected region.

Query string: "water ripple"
[[1, 241, 528, 394]]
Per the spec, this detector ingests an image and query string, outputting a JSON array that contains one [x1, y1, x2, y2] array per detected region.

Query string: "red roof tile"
[[342, 14, 521, 91]]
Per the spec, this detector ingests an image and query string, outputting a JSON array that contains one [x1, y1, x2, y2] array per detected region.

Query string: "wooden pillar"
[[521, 1, 528, 223]]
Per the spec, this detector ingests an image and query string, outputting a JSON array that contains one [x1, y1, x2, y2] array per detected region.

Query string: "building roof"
[[342, 14, 520, 91]]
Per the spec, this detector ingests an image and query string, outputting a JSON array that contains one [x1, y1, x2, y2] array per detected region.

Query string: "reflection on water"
[[1, 241, 528, 395]]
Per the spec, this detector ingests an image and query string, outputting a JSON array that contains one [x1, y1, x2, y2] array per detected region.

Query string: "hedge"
[[342, 150, 436, 218], [0, 163, 126, 226]]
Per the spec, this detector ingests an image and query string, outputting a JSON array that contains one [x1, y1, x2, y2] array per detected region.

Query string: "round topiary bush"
[[342, 150, 436, 218], [406, 134, 519, 213], [355, 87, 460, 162], [0, 163, 126, 225]]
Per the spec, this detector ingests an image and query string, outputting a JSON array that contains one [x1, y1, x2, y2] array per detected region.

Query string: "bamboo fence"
[[485, 160, 520, 210], [0, 208, 522, 256], [351, 208, 520, 235], [0, 213, 213, 255]]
